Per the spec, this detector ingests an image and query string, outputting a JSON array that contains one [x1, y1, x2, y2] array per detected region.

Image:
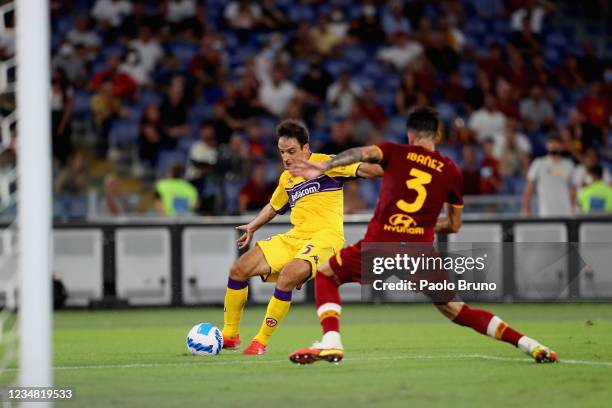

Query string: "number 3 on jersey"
[[396, 168, 432, 213]]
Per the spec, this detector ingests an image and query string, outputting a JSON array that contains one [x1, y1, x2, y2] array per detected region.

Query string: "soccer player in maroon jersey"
[[288, 107, 558, 364]]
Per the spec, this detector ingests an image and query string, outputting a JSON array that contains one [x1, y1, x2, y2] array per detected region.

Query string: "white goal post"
[[16, 0, 53, 394]]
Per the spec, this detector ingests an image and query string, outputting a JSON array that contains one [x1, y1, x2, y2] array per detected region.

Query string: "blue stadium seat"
[[124, 104, 143, 122], [324, 59, 349, 78], [465, 18, 487, 35], [344, 46, 369, 66], [101, 43, 125, 60], [362, 60, 386, 81], [389, 116, 406, 136], [71, 90, 92, 119], [157, 149, 188, 177], [377, 90, 396, 113], [140, 88, 163, 106], [109, 119, 139, 147], [166, 42, 198, 66], [436, 102, 457, 125]]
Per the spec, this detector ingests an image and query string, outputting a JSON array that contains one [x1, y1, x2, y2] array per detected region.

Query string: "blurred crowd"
[[0, 0, 610, 217]]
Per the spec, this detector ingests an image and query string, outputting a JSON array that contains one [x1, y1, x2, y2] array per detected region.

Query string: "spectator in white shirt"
[[468, 94, 507, 142], [376, 32, 423, 71], [66, 15, 100, 55], [326, 71, 362, 118], [522, 135, 575, 216], [130, 26, 163, 77], [259, 66, 296, 117], [519, 85, 555, 132], [510, 0, 555, 34], [382, 0, 411, 39], [91, 0, 132, 27], [224, 0, 262, 43], [164, 0, 197, 34]]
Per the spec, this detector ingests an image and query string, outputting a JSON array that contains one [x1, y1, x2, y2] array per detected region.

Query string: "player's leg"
[[435, 301, 558, 363], [290, 242, 362, 364], [244, 258, 312, 354], [221, 245, 271, 349]]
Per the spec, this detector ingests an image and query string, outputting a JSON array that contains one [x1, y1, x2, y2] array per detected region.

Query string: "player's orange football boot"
[[532, 346, 559, 363], [222, 334, 240, 351], [243, 339, 266, 355], [289, 347, 344, 364]]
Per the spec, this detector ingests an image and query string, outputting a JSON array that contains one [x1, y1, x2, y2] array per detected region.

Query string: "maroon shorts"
[[328, 239, 458, 303]]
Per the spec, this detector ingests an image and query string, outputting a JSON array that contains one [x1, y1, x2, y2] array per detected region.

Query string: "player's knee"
[[277, 262, 311, 291], [229, 258, 251, 281], [317, 261, 333, 277], [435, 301, 463, 320]]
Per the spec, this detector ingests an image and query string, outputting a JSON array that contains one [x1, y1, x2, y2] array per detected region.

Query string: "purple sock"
[[227, 278, 248, 290], [273, 288, 292, 302]]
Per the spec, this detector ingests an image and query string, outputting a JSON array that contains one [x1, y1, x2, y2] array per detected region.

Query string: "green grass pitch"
[[2, 303, 612, 407]]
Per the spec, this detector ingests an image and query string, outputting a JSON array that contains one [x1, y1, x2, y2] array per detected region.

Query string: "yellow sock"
[[222, 281, 248, 339], [254, 289, 292, 346]]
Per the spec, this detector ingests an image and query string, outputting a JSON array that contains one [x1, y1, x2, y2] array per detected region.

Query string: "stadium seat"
[[71, 90, 92, 119], [344, 46, 369, 66], [166, 42, 198, 66], [140, 88, 163, 106], [157, 149, 188, 177], [109, 119, 139, 147]]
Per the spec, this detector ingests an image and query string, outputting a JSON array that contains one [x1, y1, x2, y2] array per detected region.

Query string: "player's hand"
[[289, 159, 326, 180], [236, 224, 254, 249]]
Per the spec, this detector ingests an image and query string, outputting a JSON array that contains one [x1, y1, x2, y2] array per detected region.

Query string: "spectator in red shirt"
[[477, 42, 509, 83], [442, 71, 465, 103], [556, 54, 584, 90], [578, 81, 610, 130], [189, 34, 226, 90], [462, 144, 481, 195], [357, 87, 388, 130], [90, 55, 137, 99], [495, 78, 520, 120], [480, 138, 502, 194], [238, 164, 273, 213]]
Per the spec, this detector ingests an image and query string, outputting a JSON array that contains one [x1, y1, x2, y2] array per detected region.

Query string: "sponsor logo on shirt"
[[384, 213, 425, 235]]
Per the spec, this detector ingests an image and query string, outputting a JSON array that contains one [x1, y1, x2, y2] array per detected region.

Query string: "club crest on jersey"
[[384, 213, 425, 235], [265, 317, 278, 327]]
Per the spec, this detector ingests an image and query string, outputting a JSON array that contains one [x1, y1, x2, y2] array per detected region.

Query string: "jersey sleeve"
[[374, 142, 394, 168], [446, 161, 464, 207], [269, 173, 290, 214]]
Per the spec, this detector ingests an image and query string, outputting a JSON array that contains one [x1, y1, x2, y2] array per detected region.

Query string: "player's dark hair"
[[276, 119, 309, 147], [406, 106, 440, 139], [588, 164, 603, 179]]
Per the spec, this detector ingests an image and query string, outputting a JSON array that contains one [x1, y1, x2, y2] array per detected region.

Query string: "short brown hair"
[[276, 119, 309, 147]]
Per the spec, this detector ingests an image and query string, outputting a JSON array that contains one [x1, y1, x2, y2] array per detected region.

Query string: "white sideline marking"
[[1, 354, 611, 373]]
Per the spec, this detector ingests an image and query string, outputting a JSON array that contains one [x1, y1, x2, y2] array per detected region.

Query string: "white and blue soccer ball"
[[186, 323, 223, 356]]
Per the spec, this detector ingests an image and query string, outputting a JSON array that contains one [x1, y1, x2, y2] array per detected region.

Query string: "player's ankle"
[[321, 331, 343, 349]]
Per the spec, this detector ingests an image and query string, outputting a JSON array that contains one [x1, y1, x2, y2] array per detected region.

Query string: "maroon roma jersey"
[[364, 142, 464, 243]]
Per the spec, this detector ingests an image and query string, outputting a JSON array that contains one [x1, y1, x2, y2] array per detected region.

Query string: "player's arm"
[[236, 203, 277, 249], [290, 145, 383, 179], [356, 163, 384, 179], [435, 203, 462, 234]]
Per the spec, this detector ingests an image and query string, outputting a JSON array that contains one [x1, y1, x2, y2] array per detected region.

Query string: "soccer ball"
[[186, 323, 223, 356]]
